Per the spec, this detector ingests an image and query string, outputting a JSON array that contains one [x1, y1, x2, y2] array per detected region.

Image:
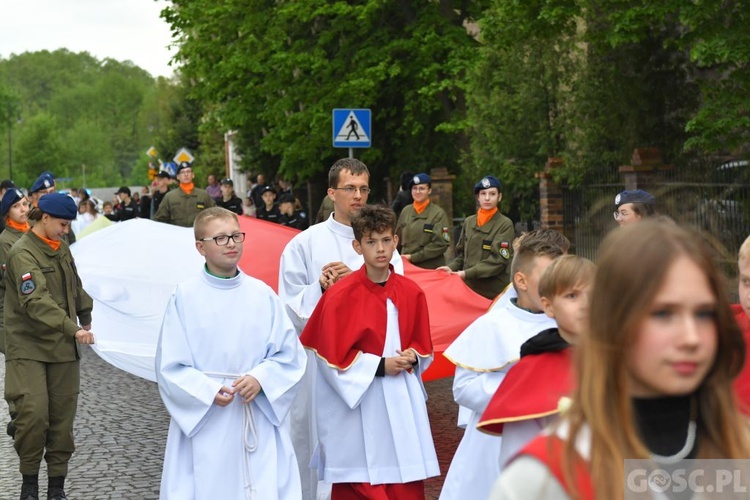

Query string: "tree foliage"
[[2, 0, 749, 221], [163, 0, 489, 197], [0, 49, 203, 190]]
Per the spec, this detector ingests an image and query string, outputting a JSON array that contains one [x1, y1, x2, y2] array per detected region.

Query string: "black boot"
[[47, 476, 67, 500], [7, 410, 18, 438], [20, 474, 39, 500]]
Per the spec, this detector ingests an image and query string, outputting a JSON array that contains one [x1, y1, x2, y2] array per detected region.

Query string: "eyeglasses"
[[199, 232, 246, 246], [412, 186, 429, 193], [613, 210, 632, 220], [332, 186, 371, 195]]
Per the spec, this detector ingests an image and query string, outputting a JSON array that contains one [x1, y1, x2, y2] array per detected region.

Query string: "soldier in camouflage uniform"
[[395, 173, 450, 269], [438, 175, 515, 299]]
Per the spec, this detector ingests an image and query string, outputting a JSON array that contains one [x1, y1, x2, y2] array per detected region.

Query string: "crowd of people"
[[3, 159, 750, 500]]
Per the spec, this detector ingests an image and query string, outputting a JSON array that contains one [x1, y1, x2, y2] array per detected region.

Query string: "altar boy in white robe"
[[156, 207, 306, 500], [278, 158, 403, 500], [300, 205, 439, 499], [439, 229, 568, 500]]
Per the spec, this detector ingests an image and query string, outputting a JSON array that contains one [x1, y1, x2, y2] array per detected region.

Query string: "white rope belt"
[[204, 371, 259, 499]]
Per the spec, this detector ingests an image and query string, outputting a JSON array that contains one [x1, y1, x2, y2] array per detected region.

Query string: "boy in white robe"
[[156, 207, 306, 500], [439, 229, 568, 500], [278, 159, 402, 500], [300, 205, 438, 499]]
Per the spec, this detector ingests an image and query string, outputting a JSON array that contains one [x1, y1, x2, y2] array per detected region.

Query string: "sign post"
[[332, 109, 371, 158]]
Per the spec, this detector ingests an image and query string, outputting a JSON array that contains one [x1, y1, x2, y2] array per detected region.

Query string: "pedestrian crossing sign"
[[332, 109, 371, 148]]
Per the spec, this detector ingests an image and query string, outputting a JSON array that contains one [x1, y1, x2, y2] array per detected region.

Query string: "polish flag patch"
[[22, 273, 32, 281]]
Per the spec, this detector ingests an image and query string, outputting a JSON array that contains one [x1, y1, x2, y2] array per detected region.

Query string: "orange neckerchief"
[[180, 182, 195, 195], [413, 199, 430, 214], [37, 232, 61, 251], [5, 218, 30, 233], [477, 207, 498, 227]]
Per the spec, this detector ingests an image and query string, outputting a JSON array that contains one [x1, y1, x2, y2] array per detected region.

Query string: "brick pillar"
[[430, 167, 456, 259], [618, 147, 673, 190], [429, 167, 456, 224], [536, 157, 564, 232]]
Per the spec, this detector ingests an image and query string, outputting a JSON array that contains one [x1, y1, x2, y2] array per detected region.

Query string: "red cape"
[[478, 349, 574, 435], [237, 216, 490, 380], [732, 304, 750, 415], [300, 266, 433, 369]]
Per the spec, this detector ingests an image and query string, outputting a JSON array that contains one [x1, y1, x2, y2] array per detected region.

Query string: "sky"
[[1, 0, 177, 78]]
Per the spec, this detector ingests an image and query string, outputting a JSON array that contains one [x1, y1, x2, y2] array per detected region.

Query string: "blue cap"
[[29, 172, 56, 194], [614, 189, 655, 208], [37, 193, 77, 220], [408, 173, 431, 188], [1, 189, 25, 216], [474, 175, 502, 194]]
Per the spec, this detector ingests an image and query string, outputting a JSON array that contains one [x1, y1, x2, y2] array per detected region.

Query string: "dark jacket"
[[257, 204, 282, 223], [217, 195, 244, 216], [280, 210, 310, 231]]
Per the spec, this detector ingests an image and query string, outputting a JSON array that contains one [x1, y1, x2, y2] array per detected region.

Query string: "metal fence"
[[562, 179, 750, 300]]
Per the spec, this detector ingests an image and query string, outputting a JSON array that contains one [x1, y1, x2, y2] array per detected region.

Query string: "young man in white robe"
[[278, 158, 402, 500], [156, 207, 307, 500], [300, 205, 438, 499]]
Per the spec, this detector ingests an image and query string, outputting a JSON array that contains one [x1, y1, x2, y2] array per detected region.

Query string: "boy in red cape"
[[734, 235, 750, 413], [478, 255, 595, 471], [300, 205, 439, 500]]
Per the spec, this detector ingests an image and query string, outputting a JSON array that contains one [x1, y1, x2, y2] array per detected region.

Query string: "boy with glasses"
[[155, 207, 306, 499], [153, 161, 215, 227]]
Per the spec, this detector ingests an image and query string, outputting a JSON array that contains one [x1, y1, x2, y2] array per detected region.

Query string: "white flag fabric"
[[71, 219, 202, 381]]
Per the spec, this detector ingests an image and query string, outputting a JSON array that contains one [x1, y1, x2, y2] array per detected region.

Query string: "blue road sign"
[[332, 109, 371, 148]]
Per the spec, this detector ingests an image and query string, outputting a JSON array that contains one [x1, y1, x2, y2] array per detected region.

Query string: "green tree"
[[0, 49, 200, 188], [163, 0, 489, 195], [602, 0, 750, 154], [0, 84, 22, 179], [13, 112, 65, 188], [463, 0, 581, 219]]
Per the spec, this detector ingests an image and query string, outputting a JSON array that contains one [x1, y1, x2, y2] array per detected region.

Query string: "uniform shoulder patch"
[[500, 247, 510, 259], [442, 227, 450, 242], [20, 275, 36, 295]]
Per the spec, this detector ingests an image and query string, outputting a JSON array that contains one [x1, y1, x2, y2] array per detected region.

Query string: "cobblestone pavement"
[[0, 348, 463, 499]]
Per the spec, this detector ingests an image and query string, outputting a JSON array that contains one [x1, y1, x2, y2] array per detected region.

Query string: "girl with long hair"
[[493, 220, 750, 499]]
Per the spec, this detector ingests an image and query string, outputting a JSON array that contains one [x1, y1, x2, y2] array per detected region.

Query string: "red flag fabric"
[[238, 216, 299, 291], [237, 216, 490, 380]]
